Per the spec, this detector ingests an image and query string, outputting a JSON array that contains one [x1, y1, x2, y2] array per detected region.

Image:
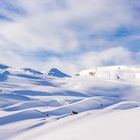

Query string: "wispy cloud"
[[0, 0, 140, 73]]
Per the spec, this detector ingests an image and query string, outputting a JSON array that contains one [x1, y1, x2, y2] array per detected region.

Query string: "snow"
[[0, 65, 140, 140], [31, 107, 140, 140], [77, 65, 140, 81], [48, 68, 71, 78]]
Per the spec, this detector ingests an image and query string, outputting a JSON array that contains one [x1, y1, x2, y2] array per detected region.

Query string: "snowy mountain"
[[48, 68, 71, 78], [23, 68, 43, 75], [0, 64, 9, 69], [0, 65, 140, 140], [76, 65, 140, 81]]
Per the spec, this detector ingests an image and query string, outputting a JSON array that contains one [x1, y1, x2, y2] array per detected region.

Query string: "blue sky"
[[0, 0, 140, 73]]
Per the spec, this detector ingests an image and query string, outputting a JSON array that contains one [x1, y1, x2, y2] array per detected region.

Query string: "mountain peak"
[[23, 68, 43, 75], [48, 68, 71, 78], [0, 64, 9, 69]]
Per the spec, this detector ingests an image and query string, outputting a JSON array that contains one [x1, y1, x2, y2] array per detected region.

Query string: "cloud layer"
[[0, 0, 140, 73]]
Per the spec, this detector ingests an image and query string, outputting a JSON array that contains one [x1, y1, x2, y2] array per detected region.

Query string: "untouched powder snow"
[[0, 65, 140, 140], [16, 107, 140, 140]]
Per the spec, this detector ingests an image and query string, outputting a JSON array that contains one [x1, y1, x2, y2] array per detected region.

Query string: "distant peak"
[[23, 68, 43, 75], [48, 68, 71, 78], [76, 65, 140, 81], [0, 64, 9, 69]]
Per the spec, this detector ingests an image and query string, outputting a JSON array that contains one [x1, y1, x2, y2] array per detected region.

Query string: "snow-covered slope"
[[48, 68, 71, 78], [0, 65, 140, 140], [76, 65, 140, 81]]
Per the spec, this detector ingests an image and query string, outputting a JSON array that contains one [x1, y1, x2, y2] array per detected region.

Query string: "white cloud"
[[0, 46, 139, 74], [39, 47, 137, 74], [0, 0, 139, 52], [0, 0, 140, 73]]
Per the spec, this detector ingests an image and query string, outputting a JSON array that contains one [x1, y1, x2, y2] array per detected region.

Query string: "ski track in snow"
[[0, 65, 140, 140]]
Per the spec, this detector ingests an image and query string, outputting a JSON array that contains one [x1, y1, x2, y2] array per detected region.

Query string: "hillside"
[[76, 65, 140, 81], [0, 65, 140, 140]]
